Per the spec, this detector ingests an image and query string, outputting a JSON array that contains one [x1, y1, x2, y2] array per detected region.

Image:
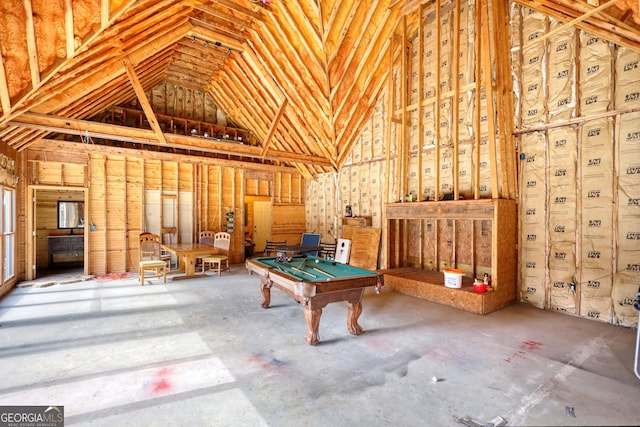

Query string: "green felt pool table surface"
[[249, 255, 378, 282]]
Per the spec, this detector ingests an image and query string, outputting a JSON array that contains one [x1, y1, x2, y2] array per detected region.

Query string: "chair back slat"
[[264, 240, 287, 256]]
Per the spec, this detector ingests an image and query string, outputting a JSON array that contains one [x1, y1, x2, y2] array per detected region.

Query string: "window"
[[2, 187, 15, 281]]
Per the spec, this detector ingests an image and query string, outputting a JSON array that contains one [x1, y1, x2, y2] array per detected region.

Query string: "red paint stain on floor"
[[151, 367, 174, 393], [504, 340, 543, 363]]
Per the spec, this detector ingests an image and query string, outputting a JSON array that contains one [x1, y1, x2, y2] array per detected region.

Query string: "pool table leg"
[[304, 307, 322, 345], [346, 301, 364, 335], [260, 278, 271, 309]]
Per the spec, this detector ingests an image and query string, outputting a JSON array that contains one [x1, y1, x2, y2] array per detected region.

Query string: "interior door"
[[253, 201, 272, 253]]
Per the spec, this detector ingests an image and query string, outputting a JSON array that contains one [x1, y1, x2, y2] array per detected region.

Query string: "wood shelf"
[[385, 199, 517, 314]]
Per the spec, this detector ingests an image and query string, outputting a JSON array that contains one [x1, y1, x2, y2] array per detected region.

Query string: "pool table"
[[246, 255, 384, 345]]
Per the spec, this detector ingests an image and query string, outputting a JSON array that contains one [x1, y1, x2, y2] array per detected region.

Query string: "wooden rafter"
[[0, 51, 10, 114], [122, 57, 168, 144], [261, 98, 288, 157], [523, 0, 628, 49], [64, 0, 75, 58], [23, 0, 41, 87]]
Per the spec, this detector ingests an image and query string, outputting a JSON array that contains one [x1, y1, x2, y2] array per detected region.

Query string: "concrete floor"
[[0, 265, 639, 427]]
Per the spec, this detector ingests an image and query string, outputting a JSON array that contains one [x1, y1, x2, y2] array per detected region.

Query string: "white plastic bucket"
[[443, 268, 464, 288]]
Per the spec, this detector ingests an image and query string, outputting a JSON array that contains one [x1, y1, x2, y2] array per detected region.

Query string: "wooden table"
[[246, 255, 383, 345], [161, 243, 214, 280]]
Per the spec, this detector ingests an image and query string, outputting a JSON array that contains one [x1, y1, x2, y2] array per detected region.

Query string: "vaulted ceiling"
[[1, 0, 639, 177]]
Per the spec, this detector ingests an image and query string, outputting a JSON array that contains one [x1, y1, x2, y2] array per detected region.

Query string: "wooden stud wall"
[[21, 141, 305, 276]]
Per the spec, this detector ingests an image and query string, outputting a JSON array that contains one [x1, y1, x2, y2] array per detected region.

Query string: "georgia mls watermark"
[[0, 406, 64, 427]]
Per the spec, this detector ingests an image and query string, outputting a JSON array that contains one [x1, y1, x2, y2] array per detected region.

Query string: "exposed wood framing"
[[522, 0, 627, 50], [473, 1, 481, 199], [434, 1, 441, 199], [417, 4, 424, 201], [9, 113, 333, 166], [23, 0, 40, 87], [452, 0, 461, 200], [0, 50, 10, 113], [261, 99, 288, 158], [64, 0, 75, 58], [122, 57, 168, 144]]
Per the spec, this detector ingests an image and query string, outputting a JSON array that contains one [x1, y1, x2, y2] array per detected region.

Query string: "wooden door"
[[253, 201, 272, 253]]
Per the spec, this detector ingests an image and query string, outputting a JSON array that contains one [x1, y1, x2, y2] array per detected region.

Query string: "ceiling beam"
[[7, 112, 334, 166]]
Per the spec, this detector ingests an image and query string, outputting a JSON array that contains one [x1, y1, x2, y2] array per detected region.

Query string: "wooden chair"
[[139, 233, 167, 285], [202, 232, 231, 276], [196, 230, 215, 269], [319, 241, 337, 259], [263, 240, 286, 257]]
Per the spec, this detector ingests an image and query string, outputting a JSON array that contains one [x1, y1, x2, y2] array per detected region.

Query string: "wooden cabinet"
[[48, 235, 84, 268], [383, 199, 517, 314]]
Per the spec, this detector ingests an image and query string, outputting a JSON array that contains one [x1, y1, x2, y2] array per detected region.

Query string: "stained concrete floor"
[[0, 265, 639, 427]]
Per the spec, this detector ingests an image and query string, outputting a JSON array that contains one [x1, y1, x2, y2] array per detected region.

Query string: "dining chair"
[[196, 230, 215, 269], [319, 241, 337, 259], [138, 232, 167, 285], [202, 232, 231, 276], [263, 240, 287, 257]]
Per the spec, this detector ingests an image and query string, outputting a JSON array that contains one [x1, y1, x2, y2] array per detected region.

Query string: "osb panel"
[[422, 219, 437, 270], [382, 268, 515, 314], [347, 228, 381, 270], [438, 219, 454, 269], [455, 220, 473, 269], [474, 219, 492, 268], [406, 219, 422, 267]]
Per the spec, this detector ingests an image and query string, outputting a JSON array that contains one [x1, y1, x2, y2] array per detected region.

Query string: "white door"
[[253, 201, 272, 253]]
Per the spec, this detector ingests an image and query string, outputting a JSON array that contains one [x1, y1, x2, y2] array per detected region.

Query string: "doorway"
[[28, 186, 88, 280], [244, 196, 272, 254]]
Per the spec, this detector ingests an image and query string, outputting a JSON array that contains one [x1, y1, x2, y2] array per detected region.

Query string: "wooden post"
[[473, 0, 481, 200], [480, 0, 499, 199], [435, 0, 441, 200], [452, 0, 461, 200], [418, 5, 424, 202]]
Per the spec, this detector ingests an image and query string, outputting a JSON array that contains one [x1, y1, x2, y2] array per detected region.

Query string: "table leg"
[[184, 255, 195, 277], [346, 301, 364, 335], [260, 278, 271, 309], [304, 307, 322, 345]]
